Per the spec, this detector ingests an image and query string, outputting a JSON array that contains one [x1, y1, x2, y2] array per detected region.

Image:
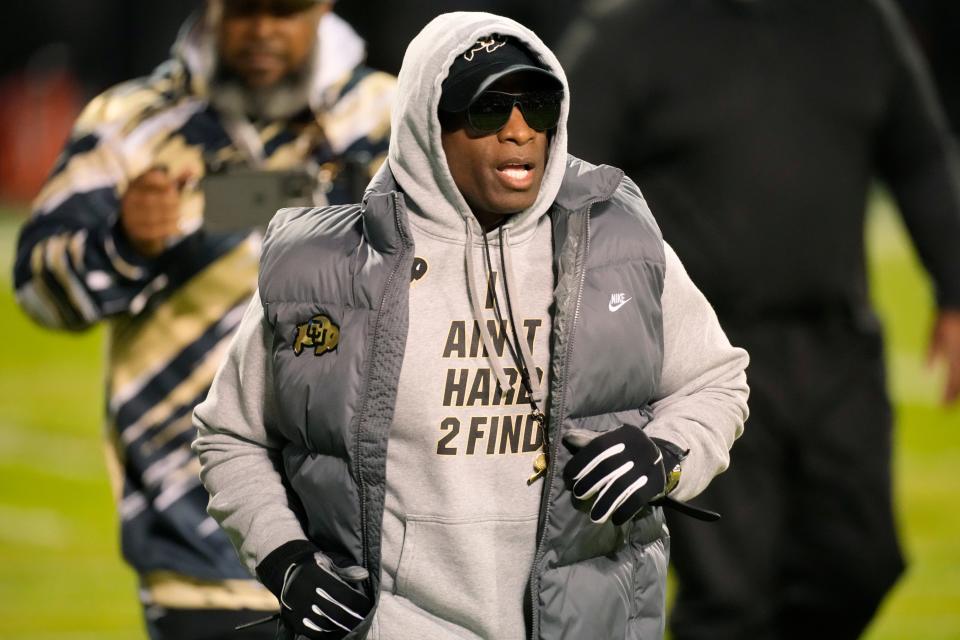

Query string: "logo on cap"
[[463, 38, 507, 62]]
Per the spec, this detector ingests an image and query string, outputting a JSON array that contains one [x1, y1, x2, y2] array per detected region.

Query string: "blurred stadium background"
[[0, 1, 958, 638]]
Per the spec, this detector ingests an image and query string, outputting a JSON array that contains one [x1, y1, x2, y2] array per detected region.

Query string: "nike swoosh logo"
[[608, 297, 632, 312]]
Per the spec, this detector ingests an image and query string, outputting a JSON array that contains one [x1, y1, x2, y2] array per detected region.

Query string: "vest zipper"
[[355, 194, 410, 588], [528, 207, 591, 640]]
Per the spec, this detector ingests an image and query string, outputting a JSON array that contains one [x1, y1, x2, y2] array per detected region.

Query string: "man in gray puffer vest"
[[193, 12, 750, 640]]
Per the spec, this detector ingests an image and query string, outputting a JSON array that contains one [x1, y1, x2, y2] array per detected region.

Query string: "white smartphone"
[[201, 169, 316, 233]]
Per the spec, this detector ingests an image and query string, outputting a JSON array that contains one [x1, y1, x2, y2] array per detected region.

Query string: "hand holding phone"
[[120, 167, 192, 257]]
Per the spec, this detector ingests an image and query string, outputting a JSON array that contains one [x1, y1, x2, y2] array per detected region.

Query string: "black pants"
[[145, 606, 279, 640], [669, 319, 905, 640]]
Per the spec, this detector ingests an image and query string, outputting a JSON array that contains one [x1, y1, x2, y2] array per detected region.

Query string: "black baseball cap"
[[439, 36, 563, 113]]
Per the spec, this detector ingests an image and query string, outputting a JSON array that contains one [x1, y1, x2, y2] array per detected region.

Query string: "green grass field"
[[0, 197, 957, 639]]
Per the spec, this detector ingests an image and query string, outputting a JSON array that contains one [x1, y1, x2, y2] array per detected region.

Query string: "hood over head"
[[386, 12, 570, 244]]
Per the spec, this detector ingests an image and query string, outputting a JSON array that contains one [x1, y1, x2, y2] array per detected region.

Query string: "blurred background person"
[[562, 0, 960, 639], [10, 0, 394, 638]]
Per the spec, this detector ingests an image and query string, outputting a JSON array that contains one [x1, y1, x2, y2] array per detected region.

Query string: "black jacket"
[[563, 0, 960, 320]]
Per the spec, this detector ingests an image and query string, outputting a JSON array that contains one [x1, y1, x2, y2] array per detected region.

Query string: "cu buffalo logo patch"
[[293, 315, 340, 357]]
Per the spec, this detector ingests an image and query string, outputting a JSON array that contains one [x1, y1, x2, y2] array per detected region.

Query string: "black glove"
[[257, 540, 372, 639], [562, 426, 679, 526]]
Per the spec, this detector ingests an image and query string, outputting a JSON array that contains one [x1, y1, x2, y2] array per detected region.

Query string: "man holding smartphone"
[[13, 1, 394, 637]]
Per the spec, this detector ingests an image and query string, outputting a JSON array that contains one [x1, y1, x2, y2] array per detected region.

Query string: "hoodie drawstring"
[[465, 220, 549, 485], [465, 223, 513, 394], [497, 226, 544, 405], [463, 223, 544, 402]]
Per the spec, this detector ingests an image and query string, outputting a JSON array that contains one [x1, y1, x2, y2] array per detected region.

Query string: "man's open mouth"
[[499, 164, 532, 180]]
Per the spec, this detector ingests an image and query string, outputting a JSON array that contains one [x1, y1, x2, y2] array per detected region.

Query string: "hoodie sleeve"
[[644, 243, 750, 502], [192, 292, 310, 575]]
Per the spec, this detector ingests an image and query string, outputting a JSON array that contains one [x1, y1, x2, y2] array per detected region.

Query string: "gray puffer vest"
[[259, 155, 668, 639]]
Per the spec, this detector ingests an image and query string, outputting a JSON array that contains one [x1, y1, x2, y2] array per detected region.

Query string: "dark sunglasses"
[[223, 0, 318, 18], [464, 90, 564, 135]]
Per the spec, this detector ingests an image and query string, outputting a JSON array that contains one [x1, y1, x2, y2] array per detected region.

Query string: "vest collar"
[[552, 156, 624, 213], [361, 163, 409, 255], [359, 154, 623, 251]]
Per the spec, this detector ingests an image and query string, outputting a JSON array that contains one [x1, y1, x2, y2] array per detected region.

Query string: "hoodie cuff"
[[651, 437, 688, 494], [256, 539, 320, 598]]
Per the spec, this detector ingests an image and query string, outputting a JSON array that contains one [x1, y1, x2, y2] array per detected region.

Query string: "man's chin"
[[490, 196, 538, 216], [209, 69, 312, 121], [239, 69, 287, 90], [498, 186, 542, 213]]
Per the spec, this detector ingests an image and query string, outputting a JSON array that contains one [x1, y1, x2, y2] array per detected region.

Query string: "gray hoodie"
[[374, 13, 568, 637], [194, 11, 749, 640]]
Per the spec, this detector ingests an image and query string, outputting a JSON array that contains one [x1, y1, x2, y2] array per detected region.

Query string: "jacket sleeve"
[[192, 292, 310, 575], [12, 92, 167, 331], [872, 0, 960, 309], [645, 243, 750, 502]]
